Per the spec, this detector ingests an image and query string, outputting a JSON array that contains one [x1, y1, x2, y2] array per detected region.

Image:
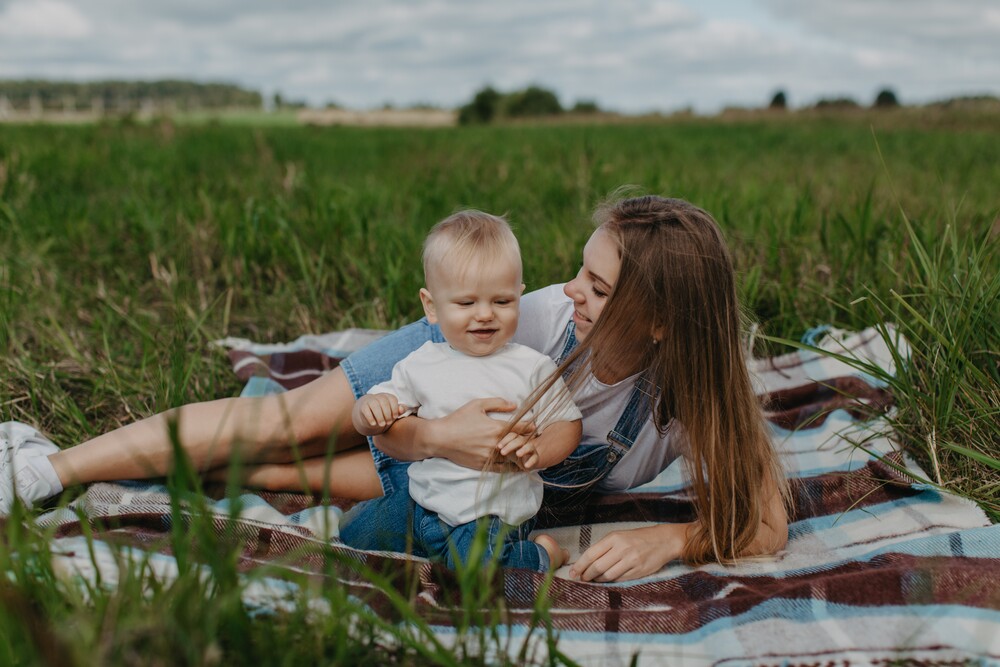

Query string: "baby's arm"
[[501, 354, 584, 471], [352, 393, 406, 436], [499, 419, 581, 471]]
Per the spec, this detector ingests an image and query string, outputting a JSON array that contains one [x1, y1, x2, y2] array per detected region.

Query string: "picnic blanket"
[[39, 326, 1000, 666]]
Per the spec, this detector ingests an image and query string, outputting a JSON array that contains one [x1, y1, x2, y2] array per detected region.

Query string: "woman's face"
[[563, 226, 621, 342]]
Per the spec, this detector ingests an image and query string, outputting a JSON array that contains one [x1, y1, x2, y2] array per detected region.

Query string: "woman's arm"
[[373, 398, 536, 469], [570, 475, 789, 582], [743, 480, 790, 555]]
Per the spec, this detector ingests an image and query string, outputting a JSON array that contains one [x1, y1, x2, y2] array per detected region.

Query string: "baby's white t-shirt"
[[368, 341, 582, 526]]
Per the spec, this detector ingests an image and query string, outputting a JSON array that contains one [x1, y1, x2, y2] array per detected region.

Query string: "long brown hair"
[[514, 195, 788, 564]]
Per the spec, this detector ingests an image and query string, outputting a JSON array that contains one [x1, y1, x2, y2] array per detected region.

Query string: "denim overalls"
[[538, 322, 655, 508], [338, 319, 653, 571]]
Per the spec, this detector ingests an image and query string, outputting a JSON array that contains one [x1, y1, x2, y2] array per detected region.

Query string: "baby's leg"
[[532, 534, 569, 570], [468, 520, 568, 572]]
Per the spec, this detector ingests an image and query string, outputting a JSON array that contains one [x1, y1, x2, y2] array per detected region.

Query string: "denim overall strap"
[[555, 321, 578, 367], [606, 371, 658, 450], [554, 319, 656, 450]]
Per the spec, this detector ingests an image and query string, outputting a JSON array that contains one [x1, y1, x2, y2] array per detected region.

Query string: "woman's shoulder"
[[514, 284, 573, 355], [522, 283, 570, 308]]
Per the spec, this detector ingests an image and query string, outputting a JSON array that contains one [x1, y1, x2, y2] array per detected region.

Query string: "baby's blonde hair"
[[422, 210, 522, 288]]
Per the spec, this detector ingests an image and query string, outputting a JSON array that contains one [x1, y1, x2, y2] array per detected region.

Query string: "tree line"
[[768, 87, 901, 110], [2, 78, 991, 120], [458, 85, 599, 125], [0, 79, 262, 112]]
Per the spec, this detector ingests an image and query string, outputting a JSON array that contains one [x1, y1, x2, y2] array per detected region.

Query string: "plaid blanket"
[[40, 326, 1000, 666]]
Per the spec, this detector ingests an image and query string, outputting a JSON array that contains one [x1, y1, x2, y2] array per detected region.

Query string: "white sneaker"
[[0, 421, 61, 514]]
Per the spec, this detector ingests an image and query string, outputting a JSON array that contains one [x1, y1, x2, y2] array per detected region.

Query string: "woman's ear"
[[419, 288, 438, 323], [651, 324, 666, 345]]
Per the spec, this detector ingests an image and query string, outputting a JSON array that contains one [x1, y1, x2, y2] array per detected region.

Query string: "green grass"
[[1, 112, 998, 663]]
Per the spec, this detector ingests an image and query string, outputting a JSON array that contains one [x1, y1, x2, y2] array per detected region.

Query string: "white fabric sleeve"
[[367, 351, 421, 415], [513, 284, 569, 356]]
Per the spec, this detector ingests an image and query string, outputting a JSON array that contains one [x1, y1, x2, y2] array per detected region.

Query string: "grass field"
[[1, 111, 998, 664]]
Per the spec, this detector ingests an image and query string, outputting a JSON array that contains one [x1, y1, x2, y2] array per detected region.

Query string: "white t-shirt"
[[512, 284, 683, 492], [368, 341, 582, 526]]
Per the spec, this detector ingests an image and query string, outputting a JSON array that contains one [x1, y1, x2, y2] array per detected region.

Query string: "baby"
[[343, 210, 582, 571]]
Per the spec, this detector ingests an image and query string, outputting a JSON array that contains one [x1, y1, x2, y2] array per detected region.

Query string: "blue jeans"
[[339, 462, 548, 571]]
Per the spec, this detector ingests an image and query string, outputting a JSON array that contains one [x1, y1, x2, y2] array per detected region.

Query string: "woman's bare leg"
[[48, 367, 367, 491], [206, 448, 382, 499]]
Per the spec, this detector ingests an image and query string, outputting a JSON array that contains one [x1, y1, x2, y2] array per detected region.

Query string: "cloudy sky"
[[1, 0, 997, 113]]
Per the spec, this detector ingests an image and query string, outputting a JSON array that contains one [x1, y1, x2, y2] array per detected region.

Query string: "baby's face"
[[420, 256, 524, 357]]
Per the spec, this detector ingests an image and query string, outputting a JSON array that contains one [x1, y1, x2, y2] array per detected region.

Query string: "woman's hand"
[[429, 398, 536, 469], [569, 523, 689, 583], [374, 398, 534, 469]]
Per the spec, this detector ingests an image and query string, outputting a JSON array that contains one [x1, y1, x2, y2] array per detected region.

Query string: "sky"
[[0, 0, 998, 114]]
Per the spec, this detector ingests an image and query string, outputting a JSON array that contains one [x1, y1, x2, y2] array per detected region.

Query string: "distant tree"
[[505, 85, 562, 117], [458, 86, 501, 125], [874, 88, 900, 108], [572, 99, 600, 113], [769, 90, 787, 110], [459, 84, 565, 124]]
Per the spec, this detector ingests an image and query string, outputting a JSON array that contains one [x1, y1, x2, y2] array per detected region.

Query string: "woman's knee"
[[291, 368, 364, 450], [241, 368, 363, 459]]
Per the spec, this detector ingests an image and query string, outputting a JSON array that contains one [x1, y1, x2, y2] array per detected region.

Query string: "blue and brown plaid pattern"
[[36, 327, 1000, 665]]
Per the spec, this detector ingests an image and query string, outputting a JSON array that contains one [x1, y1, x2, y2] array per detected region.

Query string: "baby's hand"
[[352, 393, 405, 436], [498, 432, 540, 471]]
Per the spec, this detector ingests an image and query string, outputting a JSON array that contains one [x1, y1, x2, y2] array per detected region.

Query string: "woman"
[[0, 195, 788, 582]]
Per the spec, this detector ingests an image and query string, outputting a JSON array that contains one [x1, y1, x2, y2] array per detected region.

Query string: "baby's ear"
[[419, 288, 438, 323], [520, 283, 526, 295]]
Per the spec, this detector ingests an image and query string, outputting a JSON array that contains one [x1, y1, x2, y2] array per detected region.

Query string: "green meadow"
[[1, 111, 997, 664]]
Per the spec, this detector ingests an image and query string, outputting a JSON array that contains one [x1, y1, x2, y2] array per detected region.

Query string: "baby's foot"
[[533, 533, 569, 570]]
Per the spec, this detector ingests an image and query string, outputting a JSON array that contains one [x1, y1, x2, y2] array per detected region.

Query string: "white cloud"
[[0, 0, 91, 38], [756, 0, 1000, 105], [0, 0, 997, 112], [762, 0, 997, 48]]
